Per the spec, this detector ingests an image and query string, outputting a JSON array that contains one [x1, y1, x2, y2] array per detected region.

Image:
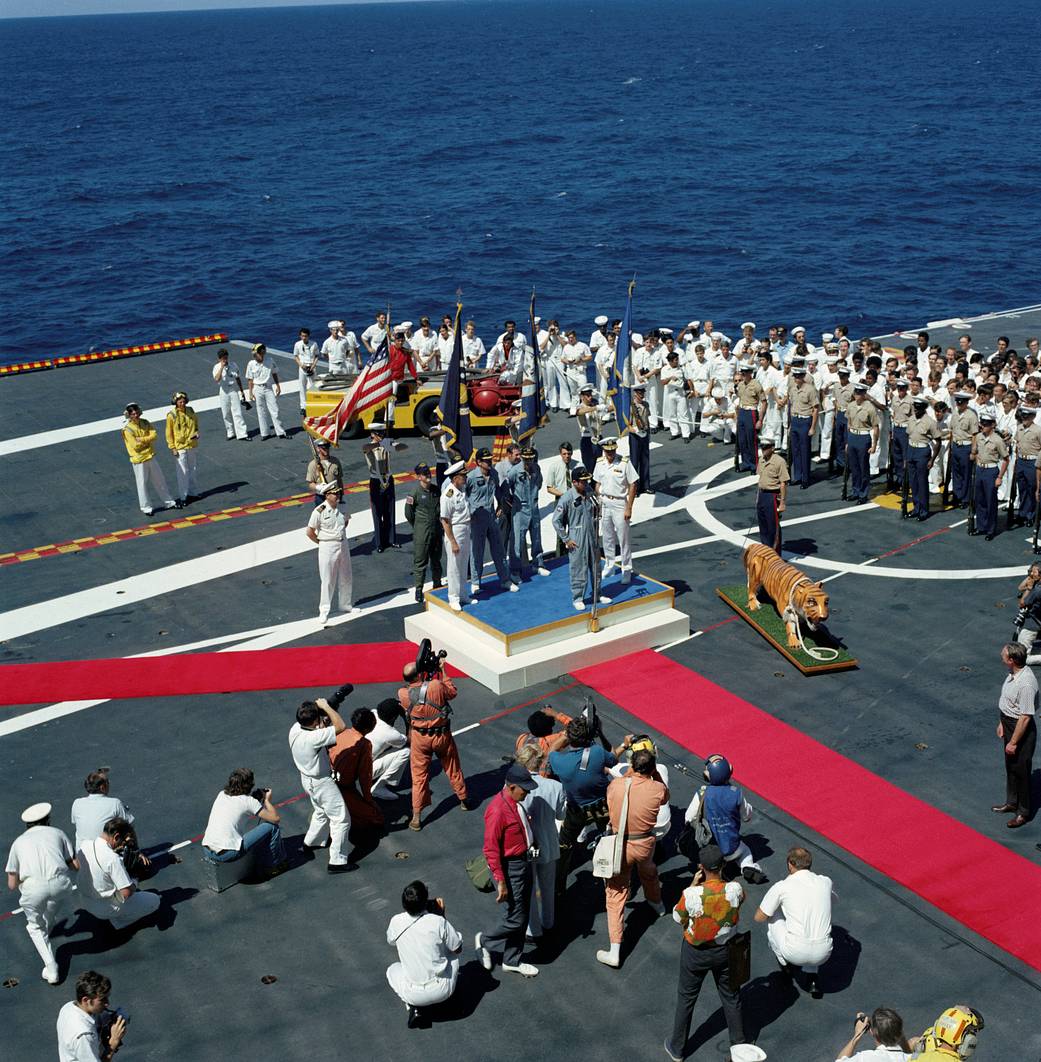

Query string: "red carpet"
[[0, 643, 464, 706], [573, 651, 1041, 974]]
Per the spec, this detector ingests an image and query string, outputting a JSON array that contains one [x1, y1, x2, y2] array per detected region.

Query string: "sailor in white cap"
[[294, 327, 321, 413], [816, 354, 841, 463], [363, 422, 407, 552], [661, 347, 692, 441], [305, 480, 357, 625], [683, 341, 712, 436], [561, 328, 592, 411], [595, 327, 618, 401], [4, 802, 77, 984], [594, 437, 639, 583], [121, 403, 175, 516], [439, 460, 472, 610], [700, 385, 736, 444], [536, 318, 567, 411], [589, 315, 611, 383], [634, 333, 664, 432], [212, 346, 250, 441], [733, 323, 758, 361], [165, 391, 200, 507], [245, 344, 288, 440]]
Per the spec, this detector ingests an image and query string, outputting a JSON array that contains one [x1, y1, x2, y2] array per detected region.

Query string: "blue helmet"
[[705, 755, 733, 785]]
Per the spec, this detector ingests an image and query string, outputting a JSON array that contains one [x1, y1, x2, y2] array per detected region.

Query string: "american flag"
[[304, 336, 393, 446]]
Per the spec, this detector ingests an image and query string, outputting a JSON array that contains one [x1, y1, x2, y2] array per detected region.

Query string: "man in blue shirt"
[[466, 448, 516, 595], [548, 716, 633, 898]]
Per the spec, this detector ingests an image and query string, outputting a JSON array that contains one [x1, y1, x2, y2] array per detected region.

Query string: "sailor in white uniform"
[[321, 321, 349, 375], [76, 818, 161, 931], [212, 347, 249, 440], [294, 327, 320, 413], [245, 344, 287, 439], [4, 803, 77, 984], [439, 460, 472, 611], [593, 438, 639, 584], [306, 481, 357, 626]]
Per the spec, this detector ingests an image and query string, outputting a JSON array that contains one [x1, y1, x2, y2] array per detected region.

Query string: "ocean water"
[[1, 0, 1039, 365]]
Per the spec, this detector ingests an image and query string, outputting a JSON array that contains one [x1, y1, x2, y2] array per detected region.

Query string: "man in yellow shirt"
[[165, 391, 200, 507], [121, 403, 174, 516]]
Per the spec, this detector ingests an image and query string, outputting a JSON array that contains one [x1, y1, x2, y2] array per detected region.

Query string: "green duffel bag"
[[465, 854, 495, 892]]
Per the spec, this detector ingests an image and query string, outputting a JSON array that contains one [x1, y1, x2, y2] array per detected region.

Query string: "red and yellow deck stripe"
[[0, 472, 418, 567], [0, 333, 228, 378]]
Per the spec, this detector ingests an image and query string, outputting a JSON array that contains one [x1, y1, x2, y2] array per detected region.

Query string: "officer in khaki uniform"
[[949, 393, 980, 508], [405, 463, 444, 603], [970, 413, 1010, 540], [889, 379, 913, 484], [735, 364, 766, 472], [1012, 406, 1041, 528], [906, 397, 941, 521], [831, 366, 854, 471], [787, 364, 820, 489], [845, 383, 879, 503], [756, 439, 789, 550]]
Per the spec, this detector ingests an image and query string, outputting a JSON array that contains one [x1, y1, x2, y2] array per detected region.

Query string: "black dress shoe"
[[390, 542, 401, 549], [414, 589, 423, 603], [806, 973, 823, 999], [968, 529, 980, 536], [407, 1005, 422, 1029], [376, 547, 384, 554], [916, 515, 928, 522], [328, 862, 359, 874], [985, 533, 996, 541]]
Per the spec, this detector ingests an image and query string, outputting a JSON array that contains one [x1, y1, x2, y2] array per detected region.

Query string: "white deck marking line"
[[0, 375, 302, 458]]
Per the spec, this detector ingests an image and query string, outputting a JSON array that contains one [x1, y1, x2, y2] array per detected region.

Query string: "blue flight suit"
[[551, 486, 596, 604], [506, 460, 544, 580], [466, 465, 511, 588]]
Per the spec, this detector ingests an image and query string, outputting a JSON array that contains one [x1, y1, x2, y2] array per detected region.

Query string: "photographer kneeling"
[[386, 880, 463, 1028], [77, 818, 161, 932], [201, 768, 286, 876]]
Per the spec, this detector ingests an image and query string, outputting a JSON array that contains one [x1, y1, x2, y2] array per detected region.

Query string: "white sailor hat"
[[318, 479, 342, 494], [534, 316, 542, 324], [837, 364, 852, 374], [446, 459, 467, 476], [393, 325, 406, 336], [711, 385, 725, 398], [631, 333, 644, 345], [792, 366, 807, 375], [853, 382, 868, 391], [399, 321, 413, 332], [825, 355, 839, 364], [980, 412, 997, 423], [738, 361, 753, 371], [368, 421, 387, 432], [895, 377, 909, 387], [327, 320, 340, 330], [822, 332, 835, 343], [22, 802, 51, 823], [912, 396, 929, 407], [826, 343, 839, 353], [711, 331, 724, 340], [594, 315, 609, 326], [792, 325, 806, 335], [741, 321, 756, 331], [659, 327, 673, 336], [579, 384, 595, 394], [805, 351, 819, 362], [954, 391, 971, 401], [687, 320, 701, 329]]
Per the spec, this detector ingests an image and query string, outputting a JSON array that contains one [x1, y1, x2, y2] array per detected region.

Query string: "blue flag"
[[519, 291, 548, 441], [613, 278, 635, 433], [436, 303, 474, 461]]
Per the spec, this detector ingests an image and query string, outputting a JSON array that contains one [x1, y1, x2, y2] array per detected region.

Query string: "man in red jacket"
[[386, 326, 418, 424], [475, 764, 539, 978]]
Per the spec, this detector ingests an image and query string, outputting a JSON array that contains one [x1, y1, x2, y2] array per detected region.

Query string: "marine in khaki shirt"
[[846, 396, 879, 442], [973, 424, 1009, 468], [832, 378, 854, 412], [788, 378, 820, 419], [907, 404, 941, 453], [758, 449, 790, 493], [890, 389, 913, 428], [950, 402, 979, 445], [736, 377, 765, 411], [1014, 418, 1041, 459]]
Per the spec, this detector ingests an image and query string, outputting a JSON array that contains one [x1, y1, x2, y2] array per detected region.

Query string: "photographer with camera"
[[57, 970, 127, 1061], [370, 698, 411, 798], [386, 880, 463, 1028], [834, 1007, 913, 1059], [76, 818, 162, 931], [71, 770, 150, 879], [398, 641, 472, 832], [1014, 562, 1041, 664], [288, 685, 357, 874], [201, 768, 286, 876]]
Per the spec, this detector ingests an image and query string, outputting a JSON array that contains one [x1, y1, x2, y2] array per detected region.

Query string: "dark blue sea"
[[1, 0, 1039, 364]]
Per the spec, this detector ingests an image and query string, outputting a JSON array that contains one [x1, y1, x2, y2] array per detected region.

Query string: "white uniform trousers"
[[550, 362, 573, 411], [253, 385, 285, 437], [930, 440, 949, 492], [601, 500, 632, 571], [301, 775, 352, 864], [526, 859, 558, 937], [372, 747, 411, 795], [19, 875, 74, 972], [762, 407, 783, 446], [998, 456, 1014, 503], [386, 957, 459, 1007], [646, 378, 663, 427], [132, 459, 173, 513], [870, 411, 890, 474], [766, 916, 832, 972], [723, 840, 763, 874], [663, 390, 692, 438], [704, 418, 734, 444], [107, 888, 162, 931], [446, 525, 473, 607], [817, 410, 835, 461], [172, 449, 199, 501], [317, 539, 352, 622], [298, 369, 315, 412], [218, 390, 248, 439]]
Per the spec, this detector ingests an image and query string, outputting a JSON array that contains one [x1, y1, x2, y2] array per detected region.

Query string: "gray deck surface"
[[2, 308, 1040, 1061]]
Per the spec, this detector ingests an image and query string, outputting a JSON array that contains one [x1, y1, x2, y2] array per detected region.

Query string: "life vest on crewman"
[[702, 784, 742, 857]]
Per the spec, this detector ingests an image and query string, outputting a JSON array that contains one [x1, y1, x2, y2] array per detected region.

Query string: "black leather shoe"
[[807, 973, 823, 999], [407, 1005, 422, 1029], [328, 862, 359, 874], [414, 589, 423, 603], [968, 529, 980, 536], [985, 533, 996, 541]]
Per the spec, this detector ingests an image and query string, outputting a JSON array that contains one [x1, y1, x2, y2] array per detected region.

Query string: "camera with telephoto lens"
[[415, 638, 447, 679], [326, 683, 354, 711], [1013, 606, 1030, 636]]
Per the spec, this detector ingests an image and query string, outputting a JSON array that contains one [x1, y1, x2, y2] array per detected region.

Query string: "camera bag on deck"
[[464, 854, 495, 892]]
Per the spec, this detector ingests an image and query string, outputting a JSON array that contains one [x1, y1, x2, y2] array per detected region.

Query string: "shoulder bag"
[[592, 778, 631, 879]]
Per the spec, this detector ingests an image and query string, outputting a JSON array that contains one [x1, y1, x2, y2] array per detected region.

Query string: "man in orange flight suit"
[[514, 705, 573, 775], [398, 659, 472, 831], [329, 707, 384, 832]]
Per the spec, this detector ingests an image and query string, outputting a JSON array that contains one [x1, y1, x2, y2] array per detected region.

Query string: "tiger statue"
[[743, 543, 829, 649]]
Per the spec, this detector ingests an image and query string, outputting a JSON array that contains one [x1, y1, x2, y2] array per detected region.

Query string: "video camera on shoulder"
[[581, 695, 611, 751], [415, 638, 447, 679]]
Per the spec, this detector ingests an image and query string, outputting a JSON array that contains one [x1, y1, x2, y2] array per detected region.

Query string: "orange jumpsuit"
[[604, 771, 668, 944], [398, 676, 467, 814], [514, 709, 572, 774], [329, 728, 384, 830]]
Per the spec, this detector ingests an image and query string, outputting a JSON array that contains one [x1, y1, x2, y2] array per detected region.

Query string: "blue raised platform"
[[424, 556, 675, 656]]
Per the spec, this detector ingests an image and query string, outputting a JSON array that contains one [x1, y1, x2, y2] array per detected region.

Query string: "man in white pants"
[[594, 438, 639, 584], [305, 481, 357, 625], [386, 881, 463, 1028], [212, 348, 249, 441], [294, 327, 320, 413], [5, 802, 77, 984], [288, 696, 356, 873], [370, 699, 411, 798], [245, 343, 287, 439], [439, 460, 472, 612], [754, 846, 834, 998], [165, 391, 200, 506], [120, 403, 175, 516], [76, 817, 161, 932], [661, 349, 692, 440], [515, 744, 565, 940]]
